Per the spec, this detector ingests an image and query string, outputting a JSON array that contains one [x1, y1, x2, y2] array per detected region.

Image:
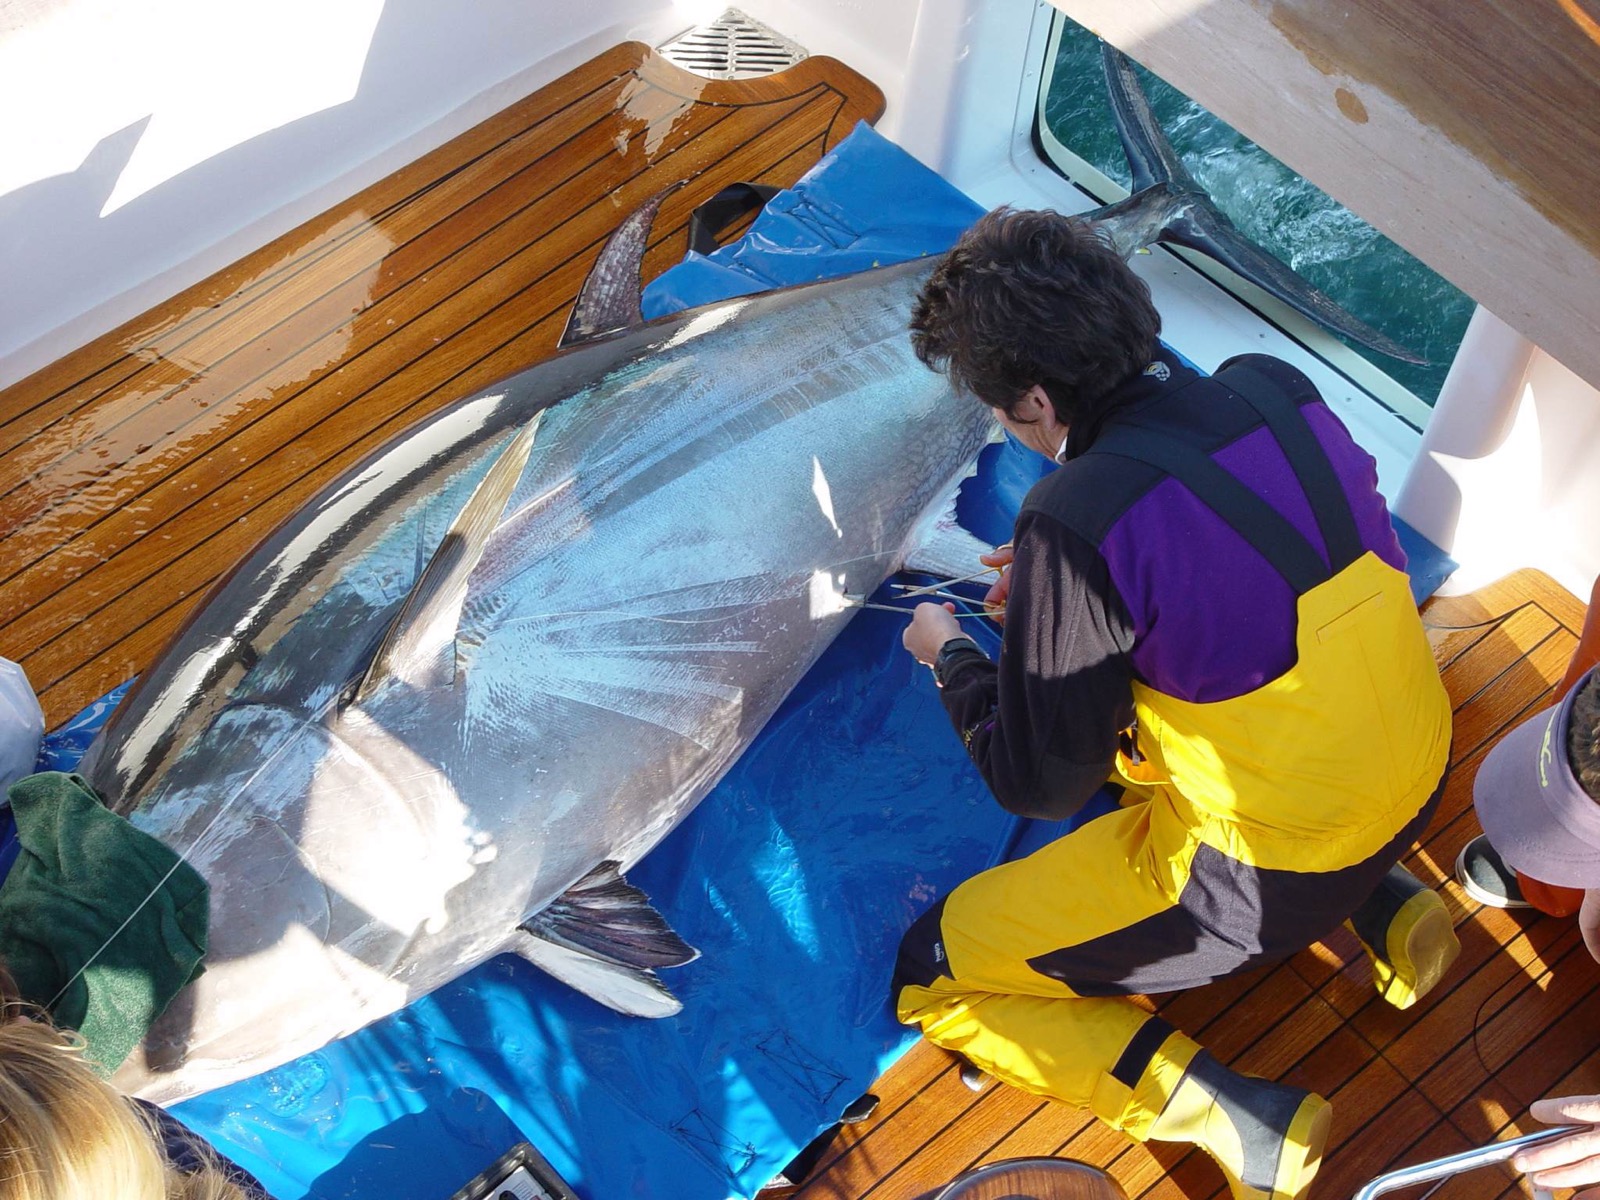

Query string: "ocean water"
[[1042, 19, 1474, 405]]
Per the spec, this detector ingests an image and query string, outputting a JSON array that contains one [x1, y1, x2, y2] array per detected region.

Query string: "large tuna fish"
[[81, 222, 994, 1102]]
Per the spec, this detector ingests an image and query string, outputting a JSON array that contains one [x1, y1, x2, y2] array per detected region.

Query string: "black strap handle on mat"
[[688, 182, 781, 255]]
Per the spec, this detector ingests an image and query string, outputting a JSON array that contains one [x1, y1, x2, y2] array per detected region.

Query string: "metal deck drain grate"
[[658, 8, 808, 79]]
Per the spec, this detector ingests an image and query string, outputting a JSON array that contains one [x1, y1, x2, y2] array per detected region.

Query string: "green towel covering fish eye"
[[0, 771, 208, 1072]]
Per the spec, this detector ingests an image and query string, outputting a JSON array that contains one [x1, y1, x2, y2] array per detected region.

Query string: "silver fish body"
[[79, 257, 994, 1102]]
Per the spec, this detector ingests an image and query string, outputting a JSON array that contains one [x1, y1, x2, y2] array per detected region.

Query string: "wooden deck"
[[0, 43, 882, 727], [791, 570, 1600, 1200], [3, 34, 1595, 1200]]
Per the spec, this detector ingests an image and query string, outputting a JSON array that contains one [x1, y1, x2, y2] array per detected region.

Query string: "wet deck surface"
[[0, 43, 882, 726], [789, 569, 1600, 1200]]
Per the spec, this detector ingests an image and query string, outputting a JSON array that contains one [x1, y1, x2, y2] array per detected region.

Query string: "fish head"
[[114, 698, 497, 1101]]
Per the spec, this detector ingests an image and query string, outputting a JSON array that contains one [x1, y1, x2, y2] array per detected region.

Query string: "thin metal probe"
[[886, 587, 987, 606], [851, 601, 992, 619], [1350, 1125, 1582, 1199], [890, 567, 1000, 598]]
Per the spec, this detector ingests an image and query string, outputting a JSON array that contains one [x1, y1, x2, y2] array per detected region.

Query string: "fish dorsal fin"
[[515, 861, 698, 1018], [354, 412, 543, 703], [558, 187, 678, 349]]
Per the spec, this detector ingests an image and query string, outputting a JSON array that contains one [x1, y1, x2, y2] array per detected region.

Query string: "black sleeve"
[[937, 511, 1137, 819], [134, 1098, 276, 1200]]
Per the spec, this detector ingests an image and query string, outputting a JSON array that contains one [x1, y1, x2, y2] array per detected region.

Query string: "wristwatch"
[[932, 636, 983, 688]]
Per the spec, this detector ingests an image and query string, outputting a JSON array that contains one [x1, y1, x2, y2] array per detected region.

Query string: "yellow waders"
[[897, 550, 1449, 1133]]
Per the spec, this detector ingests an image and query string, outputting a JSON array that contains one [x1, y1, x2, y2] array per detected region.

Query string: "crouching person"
[[894, 208, 1456, 1200]]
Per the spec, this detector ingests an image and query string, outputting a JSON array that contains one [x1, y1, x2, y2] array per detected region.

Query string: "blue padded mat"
[[1393, 516, 1457, 605], [12, 121, 1456, 1200]]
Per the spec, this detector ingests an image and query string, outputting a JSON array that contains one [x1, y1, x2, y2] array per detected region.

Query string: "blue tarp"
[[13, 121, 1456, 1200], [638, 125, 988, 320]]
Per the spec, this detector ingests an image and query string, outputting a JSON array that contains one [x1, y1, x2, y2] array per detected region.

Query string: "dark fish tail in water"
[[1087, 43, 1428, 365]]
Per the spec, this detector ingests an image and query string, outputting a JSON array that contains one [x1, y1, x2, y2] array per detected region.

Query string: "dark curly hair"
[[910, 207, 1161, 424], [1570, 671, 1600, 800]]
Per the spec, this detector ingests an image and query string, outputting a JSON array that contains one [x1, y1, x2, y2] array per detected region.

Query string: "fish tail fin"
[[1088, 43, 1428, 365], [1157, 202, 1430, 364], [1100, 41, 1197, 195]]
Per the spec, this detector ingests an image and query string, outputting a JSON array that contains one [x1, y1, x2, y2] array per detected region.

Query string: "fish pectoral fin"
[[355, 412, 544, 702], [514, 861, 698, 1019]]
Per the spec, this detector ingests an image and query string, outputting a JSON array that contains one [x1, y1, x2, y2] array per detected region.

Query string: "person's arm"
[[1558, 573, 1600, 695], [1512, 1094, 1600, 1197], [932, 512, 1136, 820]]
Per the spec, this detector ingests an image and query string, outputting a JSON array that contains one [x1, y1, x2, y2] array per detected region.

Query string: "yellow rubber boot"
[[1347, 864, 1460, 1009], [1144, 1048, 1331, 1200], [1107, 1026, 1330, 1200]]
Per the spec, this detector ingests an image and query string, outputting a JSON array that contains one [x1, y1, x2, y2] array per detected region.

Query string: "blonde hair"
[[0, 1004, 251, 1200]]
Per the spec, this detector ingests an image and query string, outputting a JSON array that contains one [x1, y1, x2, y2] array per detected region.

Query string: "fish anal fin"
[[519, 860, 697, 969], [354, 413, 543, 703], [512, 932, 684, 1019]]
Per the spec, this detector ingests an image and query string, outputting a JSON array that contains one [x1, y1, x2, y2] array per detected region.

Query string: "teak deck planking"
[[0, 43, 882, 726], [791, 570, 1600, 1200], [3, 38, 1595, 1200]]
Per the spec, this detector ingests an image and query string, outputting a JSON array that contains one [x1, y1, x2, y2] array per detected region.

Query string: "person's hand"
[[1512, 1095, 1600, 1196], [980, 544, 1014, 625], [1581, 889, 1600, 965], [903, 602, 963, 666]]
